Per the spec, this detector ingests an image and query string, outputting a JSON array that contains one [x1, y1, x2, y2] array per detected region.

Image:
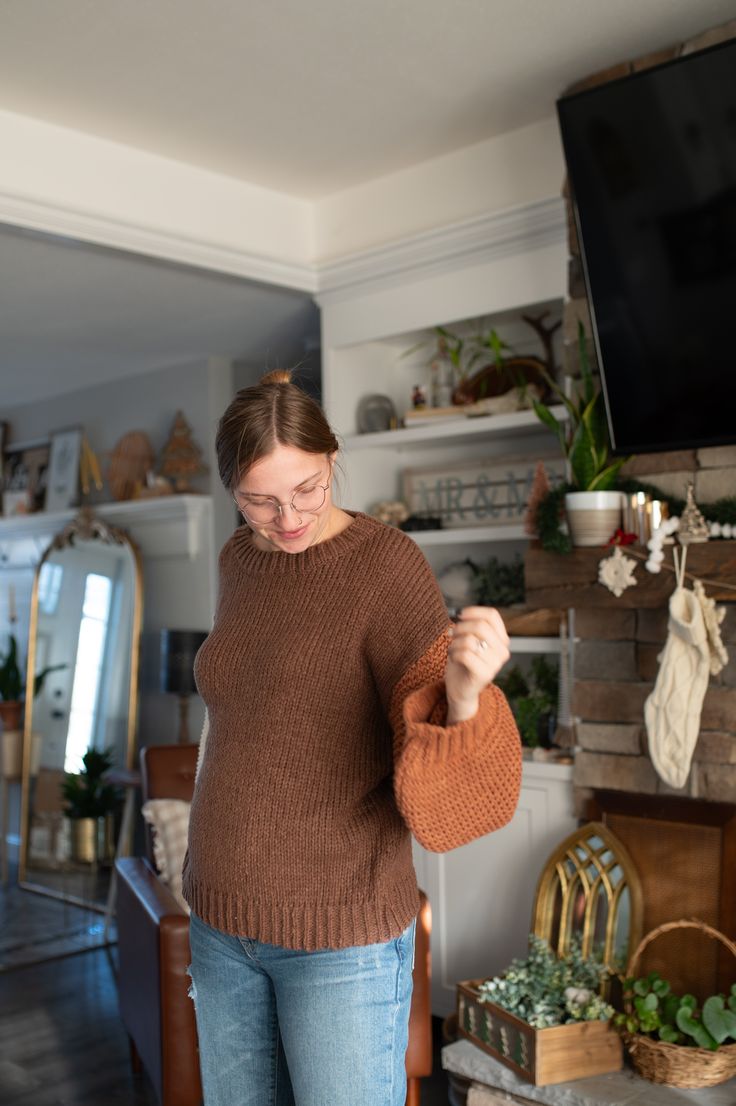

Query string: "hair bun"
[[261, 369, 293, 387]]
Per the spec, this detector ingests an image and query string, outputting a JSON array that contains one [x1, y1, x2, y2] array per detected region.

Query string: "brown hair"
[[215, 369, 340, 491]]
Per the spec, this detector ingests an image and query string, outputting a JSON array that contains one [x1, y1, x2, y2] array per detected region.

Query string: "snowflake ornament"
[[598, 545, 638, 598]]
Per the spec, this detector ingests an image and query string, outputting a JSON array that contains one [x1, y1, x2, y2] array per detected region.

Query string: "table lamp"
[[160, 629, 208, 744]]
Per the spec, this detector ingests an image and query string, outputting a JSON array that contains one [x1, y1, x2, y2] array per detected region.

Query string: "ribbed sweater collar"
[[230, 509, 375, 575]]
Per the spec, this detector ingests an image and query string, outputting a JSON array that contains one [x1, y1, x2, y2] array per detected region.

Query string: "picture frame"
[[2, 488, 32, 517], [401, 453, 567, 529], [2, 438, 51, 515], [45, 427, 83, 512]]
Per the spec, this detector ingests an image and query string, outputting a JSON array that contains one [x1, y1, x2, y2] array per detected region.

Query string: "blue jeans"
[[188, 911, 416, 1106]]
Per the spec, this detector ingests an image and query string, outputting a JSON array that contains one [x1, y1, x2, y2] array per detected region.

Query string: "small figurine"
[[370, 500, 410, 527], [411, 384, 428, 409]]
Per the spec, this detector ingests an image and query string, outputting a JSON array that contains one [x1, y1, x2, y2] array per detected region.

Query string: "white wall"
[[2, 355, 239, 752], [313, 117, 566, 260], [5, 355, 223, 493]]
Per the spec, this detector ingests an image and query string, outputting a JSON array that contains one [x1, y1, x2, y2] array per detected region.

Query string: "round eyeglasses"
[[233, 475, 331, 524]]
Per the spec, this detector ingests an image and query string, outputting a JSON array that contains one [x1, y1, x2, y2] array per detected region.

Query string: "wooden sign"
[[401, 454, 566, 528]]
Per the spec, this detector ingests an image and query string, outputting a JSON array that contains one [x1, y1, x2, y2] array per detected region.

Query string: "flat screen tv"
[[557, 38, 736, 455]]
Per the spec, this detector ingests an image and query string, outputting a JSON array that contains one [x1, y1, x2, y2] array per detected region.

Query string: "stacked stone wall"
[[558, 17, 736, 809]]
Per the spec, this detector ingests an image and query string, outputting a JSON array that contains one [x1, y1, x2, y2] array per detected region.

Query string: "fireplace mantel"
[[525, 542, 736, 609]]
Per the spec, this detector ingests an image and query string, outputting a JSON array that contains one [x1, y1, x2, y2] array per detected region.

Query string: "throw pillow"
[[141, 798, 191, 914]]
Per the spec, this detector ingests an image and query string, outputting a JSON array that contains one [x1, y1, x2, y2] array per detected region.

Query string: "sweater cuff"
[[402, 679, 504, 740]]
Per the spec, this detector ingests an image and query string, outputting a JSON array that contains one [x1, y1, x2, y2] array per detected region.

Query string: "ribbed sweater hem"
[[182, 871, 421, 951]]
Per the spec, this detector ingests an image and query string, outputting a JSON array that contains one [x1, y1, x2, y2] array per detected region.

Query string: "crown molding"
[[0, 188, 565, 303], [313, 197, 567, 306], [0, 189, 318, 293]]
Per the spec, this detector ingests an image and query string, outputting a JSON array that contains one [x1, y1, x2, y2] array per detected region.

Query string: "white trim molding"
[[0, 494, 212, 562], [0, 183, 565, 304], [314, 198, 567, 306], [0, 189, 318, 294]]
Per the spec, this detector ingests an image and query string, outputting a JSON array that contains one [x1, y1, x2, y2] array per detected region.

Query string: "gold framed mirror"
[[18, 508, 143, 910]]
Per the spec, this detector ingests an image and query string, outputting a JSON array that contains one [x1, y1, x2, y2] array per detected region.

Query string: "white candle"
[[8, 584, 16, 624]]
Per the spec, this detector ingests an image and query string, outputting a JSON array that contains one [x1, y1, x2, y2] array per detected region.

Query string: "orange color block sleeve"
[[390, 631, 522, 853]]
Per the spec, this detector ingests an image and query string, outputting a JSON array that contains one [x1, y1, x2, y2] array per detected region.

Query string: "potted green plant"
[[496, 657, 559, 749], [62, 747, 120, 864], [0, 632, 24, 732], [532, 321, 628, 546], [0, 630, 68, 777]]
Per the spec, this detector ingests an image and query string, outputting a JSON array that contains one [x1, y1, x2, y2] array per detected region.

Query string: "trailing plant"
[[496, 656, 559, 748], [533, 321, 627, 492], [62, 747, 120, 820], [470, 554, 525, 607], [614, 971, 736, 1051], [477, 935, 614, 1028]]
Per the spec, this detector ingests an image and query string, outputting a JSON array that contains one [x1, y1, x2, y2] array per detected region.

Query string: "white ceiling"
[[1, 0, 733, 197], [0, 0, 733, 406]]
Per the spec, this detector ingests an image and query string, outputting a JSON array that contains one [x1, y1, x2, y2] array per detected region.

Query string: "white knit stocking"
[[644, 585, 711, 790]]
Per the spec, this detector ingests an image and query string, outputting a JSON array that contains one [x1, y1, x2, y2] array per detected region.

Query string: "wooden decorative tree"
[[159, 412, 207, 493], [524, 461, 551, 536]]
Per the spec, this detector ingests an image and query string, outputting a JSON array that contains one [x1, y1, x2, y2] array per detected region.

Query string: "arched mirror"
[[531, 822, 643, 980], [18, 508, 143, 910]]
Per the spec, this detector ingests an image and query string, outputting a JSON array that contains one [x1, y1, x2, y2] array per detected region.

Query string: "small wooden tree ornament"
[[159, 411, 208, 493], [524, 461, 551, 536]]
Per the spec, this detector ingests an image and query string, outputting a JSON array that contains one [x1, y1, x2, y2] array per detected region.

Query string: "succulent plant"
[[614, 971, 736, 1050], [476, 935, 613, 1029]]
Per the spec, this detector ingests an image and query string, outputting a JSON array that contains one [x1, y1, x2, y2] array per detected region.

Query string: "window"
[[64, 573, 113, 774]]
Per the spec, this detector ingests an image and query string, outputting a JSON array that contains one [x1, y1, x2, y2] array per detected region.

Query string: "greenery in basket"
[[62, 748, 120, 820], [614, 971, 736, 1051], [532, 321, 627, 493], [495, 656, 558, 748], [476, 935, 614, 1029]]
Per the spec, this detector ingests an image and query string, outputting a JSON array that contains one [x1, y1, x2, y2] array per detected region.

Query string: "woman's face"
[[234, 444, 336, 554]]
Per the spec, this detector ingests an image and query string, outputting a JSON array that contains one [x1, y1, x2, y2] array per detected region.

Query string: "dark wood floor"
[[0, 882, 452, 1105]]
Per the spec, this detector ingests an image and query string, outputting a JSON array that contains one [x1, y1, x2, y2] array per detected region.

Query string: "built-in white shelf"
[[406, 524, 527, 546], [508, 635, 562, 654], [343, 405, 567, 451], [0, 495, 212, 563]]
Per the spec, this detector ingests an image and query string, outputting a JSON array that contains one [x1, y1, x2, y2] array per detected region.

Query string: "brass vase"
[[68, 814, 115, 864]]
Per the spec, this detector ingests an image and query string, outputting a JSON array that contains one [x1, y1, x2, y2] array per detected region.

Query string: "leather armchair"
[[116, 744, 433, 1106]]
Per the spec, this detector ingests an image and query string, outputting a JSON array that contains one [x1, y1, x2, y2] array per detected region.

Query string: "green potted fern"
[[62, 747, 120, 864], [533, 321, 628, 546]]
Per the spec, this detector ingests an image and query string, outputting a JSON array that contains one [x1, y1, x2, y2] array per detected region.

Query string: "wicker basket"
[[622, 919, 736, 1088]]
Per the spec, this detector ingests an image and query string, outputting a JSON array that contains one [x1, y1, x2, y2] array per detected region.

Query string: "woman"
[[182, 369, 522, 1106]]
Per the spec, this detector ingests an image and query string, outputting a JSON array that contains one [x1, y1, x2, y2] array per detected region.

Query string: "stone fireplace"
[[523, 546, 736, 993], [550, 11, 736, 809]]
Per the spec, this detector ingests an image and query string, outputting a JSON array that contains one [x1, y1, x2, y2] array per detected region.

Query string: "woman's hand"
[[445, 606, 510, 724]]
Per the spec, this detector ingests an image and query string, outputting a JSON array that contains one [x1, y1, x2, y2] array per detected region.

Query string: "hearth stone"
[[443, 1039, 736, 1105]]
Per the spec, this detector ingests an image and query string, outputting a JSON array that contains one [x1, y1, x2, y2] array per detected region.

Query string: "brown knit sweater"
[[182, 511, 521, 950]]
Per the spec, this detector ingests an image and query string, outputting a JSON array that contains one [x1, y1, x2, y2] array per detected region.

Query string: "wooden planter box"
[[456, 980, 623, 1086]]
